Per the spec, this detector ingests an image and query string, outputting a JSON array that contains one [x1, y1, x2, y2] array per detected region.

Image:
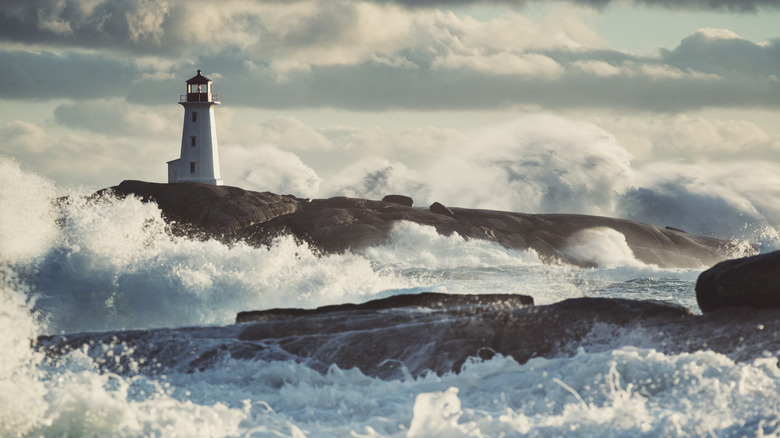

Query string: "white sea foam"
[[31, 192, 411, 333], [0, 267, 48, 436], [21, 343, 780, 437], [3, 152, 780, 437], [361, 221, 701, 308], [562, 227, 645, 268], [0, 157, 57, 262], [362, 221, 542, 269]]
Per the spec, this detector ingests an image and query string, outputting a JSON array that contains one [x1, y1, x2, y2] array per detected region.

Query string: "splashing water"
[[563, 227, 645, 268], [3, 153, 780, 437]]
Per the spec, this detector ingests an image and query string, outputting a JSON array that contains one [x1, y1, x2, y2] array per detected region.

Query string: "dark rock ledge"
[[38, 293, 780, 379], [696, 250, 780, 313], [101, 180, 753, 269]]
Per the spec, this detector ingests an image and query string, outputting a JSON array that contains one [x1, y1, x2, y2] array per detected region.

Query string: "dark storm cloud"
[[378, 0, 780, 12], [0, 50, 136, 100], [2, 34, 778, 113], [0, 0, 176, 53], [0, 0, 777, 113], [203, 35, 780, 112], [663, 30, 780, 77], [632, 0, 780, 12], [0, 0, 776, 54]]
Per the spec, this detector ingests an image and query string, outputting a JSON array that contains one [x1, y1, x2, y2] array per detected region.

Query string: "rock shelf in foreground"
[[38, 293, 780, 379]]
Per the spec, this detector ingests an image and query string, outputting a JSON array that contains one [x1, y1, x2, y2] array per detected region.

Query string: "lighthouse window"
[[191, 112, 197, 123], [191, 136, 196, 147], [190, 162, 196, 173]]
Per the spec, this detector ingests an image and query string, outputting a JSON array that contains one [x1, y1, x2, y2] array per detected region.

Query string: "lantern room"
[[168, 69, 223, 185], [183, 69, 216, 103]]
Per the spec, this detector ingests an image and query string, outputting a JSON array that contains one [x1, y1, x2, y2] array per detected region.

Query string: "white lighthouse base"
[[167, 159, 223, 185]]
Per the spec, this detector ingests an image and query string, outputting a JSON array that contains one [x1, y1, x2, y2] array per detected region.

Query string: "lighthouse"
[[167, 70, 223, 185]]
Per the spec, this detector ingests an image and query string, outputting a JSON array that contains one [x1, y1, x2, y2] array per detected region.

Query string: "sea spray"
[[0, 157, 57, 262], [33, 192, 412, 333], [562, 227, 645, 268], [433, 116, 635, 216], [45, 343, 780, 437], [0, 271, 249, 437], [361, 221, 542, 269], [31, 191, 701, 334], [360, 220, 588, 303], [619, 160, 780, 250], [329, 115, 635, 217], [362, 221, 701, 308], [320, 116, 780, 249], [6, 153, 780, 436], [0, 267, 47, 436]]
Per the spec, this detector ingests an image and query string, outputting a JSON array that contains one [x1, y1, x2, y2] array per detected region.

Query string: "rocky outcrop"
[[381, 194, 413, 207], [696, 250, 780, 313], [38, 294, 691, 379], [103, 180, 754, 268], [236, 292, 535, 323], [41, 292, 780, 379], [429, 201, 454, 217], [107, 180, 298, 235]]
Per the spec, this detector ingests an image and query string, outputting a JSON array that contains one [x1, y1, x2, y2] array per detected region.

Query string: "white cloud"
[[572, 60, 622, 77], [0, 118, 172, 188], [125, 0, 169, 44], [0, 121, 50, 154], [246, 1, 417, 73], [53, 99, 180, 138], [590, 114, 780, 163], [1, 1, 778, 113], [694, 27, 742, 40], [572, 59, 722, 81], [433, 52, 565, 78], [254, 116, 334, 151], [636, 63, 720, 80]]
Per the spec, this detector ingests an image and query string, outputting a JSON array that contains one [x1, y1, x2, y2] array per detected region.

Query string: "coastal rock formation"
[[429, 201, 455, 217], [234, 296, 691, 378], [236, 292, 535, 323], [381, 194, 413, 207], [696, 250, 780, 313], [104, 180, 753, 268], [39, 293, 780, 380], [107, 180, 298, 234]]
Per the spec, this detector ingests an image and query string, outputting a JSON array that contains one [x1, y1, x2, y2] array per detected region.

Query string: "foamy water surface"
[[3, 156, 780, 437]]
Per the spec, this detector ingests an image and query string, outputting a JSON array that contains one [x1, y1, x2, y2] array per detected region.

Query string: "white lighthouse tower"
[[167, 70, 223, 185]]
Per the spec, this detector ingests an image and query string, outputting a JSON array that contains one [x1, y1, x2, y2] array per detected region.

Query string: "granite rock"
[[696, 250, 780, 312], [102, 180, 754, 268]]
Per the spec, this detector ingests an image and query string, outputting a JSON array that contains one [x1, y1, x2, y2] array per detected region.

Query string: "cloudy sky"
[[1, 0, 780, 233]]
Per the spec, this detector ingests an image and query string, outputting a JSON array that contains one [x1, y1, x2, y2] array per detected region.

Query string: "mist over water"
[[3, 109, 780, 437], [321, 115, 780, 251], [618, 160, 780, 249]]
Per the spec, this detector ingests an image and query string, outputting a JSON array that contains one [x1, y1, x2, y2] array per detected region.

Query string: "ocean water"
[[3, 155, 780, 437]]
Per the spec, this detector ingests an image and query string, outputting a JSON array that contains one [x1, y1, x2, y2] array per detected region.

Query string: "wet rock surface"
[[104, 180, 749, 268], [37, 293, 780, 380], [696, 250, 780, 313], [381, 194, 413, 207]]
